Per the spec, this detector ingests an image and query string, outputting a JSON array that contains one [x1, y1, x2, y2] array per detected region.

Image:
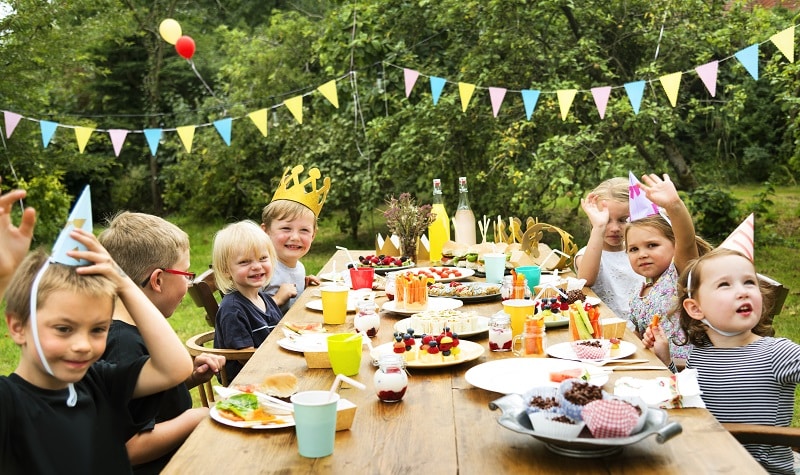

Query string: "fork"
[[582, 358, 651, 367]]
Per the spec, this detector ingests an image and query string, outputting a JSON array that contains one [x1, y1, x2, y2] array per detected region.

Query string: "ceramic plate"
[[381, 297, 463, 315], [277, 333, 331, 353], [370, 339, 484, 368], [408, 267, 475, 282], [305, 298, 357, 313], [544, 315, 570, 328], [209, 406, 295, 430], [464, 358, 609, 394], [428, 282, 501, 302], [392, 315, 490, 338], [545, 340, 637, 362], [367, 263, 415, 275]]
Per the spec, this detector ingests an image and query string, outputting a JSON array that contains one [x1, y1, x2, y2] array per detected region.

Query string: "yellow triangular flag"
[[458, 82, 476, 112], [74, 126, 94, 153], [770, 26, 795, 63], [317, 80, 339, 109], [176, 126, 196, 153], [556, 89, 577, 121], [659, 72, 682, 107], [248, 109, 268, 137], [284, 96, 303, 124]]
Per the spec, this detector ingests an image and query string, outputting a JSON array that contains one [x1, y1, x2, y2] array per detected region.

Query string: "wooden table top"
[[163, 251, 765, 474]]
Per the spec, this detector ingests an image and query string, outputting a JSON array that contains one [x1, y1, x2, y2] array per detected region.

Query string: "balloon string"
[[188, 60, 221, 102]]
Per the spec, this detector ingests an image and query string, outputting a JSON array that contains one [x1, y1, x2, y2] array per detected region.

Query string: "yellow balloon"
[[159, 19, 182, 45]]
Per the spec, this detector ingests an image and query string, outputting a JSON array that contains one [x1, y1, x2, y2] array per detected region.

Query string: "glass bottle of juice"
[[428, 178, 450, 262], [454, 176, 477, 245]]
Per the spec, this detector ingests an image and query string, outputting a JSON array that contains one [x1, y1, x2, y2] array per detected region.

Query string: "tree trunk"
[[636, 136, 698, 191]]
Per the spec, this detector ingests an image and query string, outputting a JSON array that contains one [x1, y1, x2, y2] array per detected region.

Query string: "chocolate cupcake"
[[529, 411, 586, 439], [582, 399, 641, 438], [523, 386, 561, 416], [571, 339, 610, 360], [558, 379, 606, 421]]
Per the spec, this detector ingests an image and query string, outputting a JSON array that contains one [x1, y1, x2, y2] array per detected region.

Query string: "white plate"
[[381, 297, 463, 315], [209, 406, 295, 429], [428, 282, 501, 302], [465, 358, 609, 394], [545, 340, 637, 361], [585, 296, 602, 306], [393, 316, 489, 338], [544, 316, 570, 328], [408, 267, 475, 282], [318, 271, 348, 283], [277, 333, 331, 353], [305, 298, 357, 313], [370, 339, 484, 368], [368, 263, 415, 275]]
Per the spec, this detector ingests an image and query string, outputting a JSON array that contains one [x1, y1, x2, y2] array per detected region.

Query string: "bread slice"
[[261, 372, 298, 398]]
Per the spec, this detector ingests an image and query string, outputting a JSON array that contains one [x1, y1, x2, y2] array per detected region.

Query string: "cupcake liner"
[[582, 399, 640, 438], [612, 396, 648, 435], [528, 411, 586, 439], [571, 339, 610, 360], [558, 379, 606, 421], [522, 386, 561, 415]]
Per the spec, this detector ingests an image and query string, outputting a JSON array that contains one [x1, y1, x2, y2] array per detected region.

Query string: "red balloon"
[[175, 35, 195, 59]]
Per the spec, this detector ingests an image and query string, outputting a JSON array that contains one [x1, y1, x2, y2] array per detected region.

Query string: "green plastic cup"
[[291, 391, 340, 458]]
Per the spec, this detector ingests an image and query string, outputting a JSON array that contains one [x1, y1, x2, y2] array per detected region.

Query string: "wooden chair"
[[185, 268, 255, 406]]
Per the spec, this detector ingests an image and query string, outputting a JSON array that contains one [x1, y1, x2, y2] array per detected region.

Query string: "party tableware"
[[370, 339, 484, 368], [381, 297, 463, 315], [320, 286, 349, 324], [464, 358, 608, 394], [392, 315, 489, 338], [291, 391, 339, 458], [327, 333, 363, 376], [546, 340, 637, 362]]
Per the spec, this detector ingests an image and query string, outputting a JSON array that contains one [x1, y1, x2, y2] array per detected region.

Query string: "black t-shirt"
[[103, 320, 192, 475], [0, 357, 159, 475]]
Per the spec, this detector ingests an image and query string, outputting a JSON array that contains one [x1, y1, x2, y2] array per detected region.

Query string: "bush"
[[685, 186, 740, 245]]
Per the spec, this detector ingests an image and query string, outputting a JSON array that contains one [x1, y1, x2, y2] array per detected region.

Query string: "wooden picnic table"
[[163, 250, 765, 474]]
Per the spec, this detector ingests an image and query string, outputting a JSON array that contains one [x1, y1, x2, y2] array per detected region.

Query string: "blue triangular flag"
[[624, 81, 646, 115], [213, 118, 232, 146], [143, 128, 162, 156], [40, 120, 58, 148], [430, 76, 446, 105], [521, 89, 541, 120], [734, 44, 759, 80], [51, 186, 93, 266]]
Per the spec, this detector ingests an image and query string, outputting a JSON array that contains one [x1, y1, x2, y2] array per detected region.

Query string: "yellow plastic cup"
[[327, 333, 363, 376], [321, 286, 349, 325], [503, 299, 535, 338]]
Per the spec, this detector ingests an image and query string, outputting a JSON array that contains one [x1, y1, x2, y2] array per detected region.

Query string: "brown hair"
[[261, 200, 318, 233], [212, 220, 277, 293], [625, 214, 713, 256], [674, 247, 774, 347], [4, 249, 117, 325]]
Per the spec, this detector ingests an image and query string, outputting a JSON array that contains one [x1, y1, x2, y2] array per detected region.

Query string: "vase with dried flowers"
[[383, 193, 435, 260]]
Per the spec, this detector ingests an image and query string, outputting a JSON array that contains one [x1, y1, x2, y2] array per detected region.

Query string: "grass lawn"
[[1, 186, 798, 422]]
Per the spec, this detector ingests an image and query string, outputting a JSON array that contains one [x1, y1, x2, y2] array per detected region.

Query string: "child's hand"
[[643, 321, 671, 366], [305, 275, 321, 287], [68, 229, 131, 287], [275, 283, 298, 304], [0, 187, 36, 282], [190, 353, 225, 385], [580, 193, 610, 229], [639, 173, 681, 209]]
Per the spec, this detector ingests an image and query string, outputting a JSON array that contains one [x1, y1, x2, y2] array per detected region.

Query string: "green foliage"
[[685, 185, 740, 244], [13, 174, 72, 245]]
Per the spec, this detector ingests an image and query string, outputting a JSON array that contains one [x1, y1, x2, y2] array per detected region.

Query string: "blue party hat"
[[51, 186, 93, 266]]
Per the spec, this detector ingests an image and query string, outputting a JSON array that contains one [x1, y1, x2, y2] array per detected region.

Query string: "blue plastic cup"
[[483, 253, 507, 284], [515, 266, 541, 293], [291, 390, 340, 458]]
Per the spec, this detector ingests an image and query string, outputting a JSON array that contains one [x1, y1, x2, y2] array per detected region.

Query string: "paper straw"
[[336, 246, 359, 268], [328, 374, 367, 401]]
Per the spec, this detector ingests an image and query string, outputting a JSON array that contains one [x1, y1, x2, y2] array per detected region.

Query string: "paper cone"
[[719, 213, 754, 261], [51, 186, 93, 266], [628, 171, 660, 222]]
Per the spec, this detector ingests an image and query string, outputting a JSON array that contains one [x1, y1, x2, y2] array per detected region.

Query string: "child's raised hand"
[[639, 173, 681, 209], [68, 229, 131, 287], [643, 321, 671, 366], [580, 193, 610, 229], [0, 187, 36, 282]]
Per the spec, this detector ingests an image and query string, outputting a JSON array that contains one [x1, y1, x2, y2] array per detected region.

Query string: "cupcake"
[[614, 396, 648, 435], [582, 399, 641, 438], [571, 339, 610, 360], [528, 411, 586, 439], [558, 379, 605, 421], [523, 386, 561, 418]]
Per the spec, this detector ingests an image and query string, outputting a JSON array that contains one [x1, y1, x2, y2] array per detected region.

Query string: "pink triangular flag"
[[719, 213, 754, 261], [404, 68, 420, 98], [108, 129, 128, 157], [628, 171, 659, 221], [4, 111, 22, 139], [591, 86, 612, 119], [695, 60, 719, 97], [488, 87, 507, 117]]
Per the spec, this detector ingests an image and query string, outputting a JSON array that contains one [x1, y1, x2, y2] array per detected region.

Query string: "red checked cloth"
[[581, 399, 639, 438]]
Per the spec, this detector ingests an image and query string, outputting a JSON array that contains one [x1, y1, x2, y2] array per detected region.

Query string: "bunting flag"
[[284, 95, 303, 124], [659, 72, 682, 107], [108, 129, 128, 157], [521, 89, 540, 120], [143, 128, 162, 156], [770, 26, 794, 63], [404, 68, 419, 98], [40, 121, 58, 148], [176, 125, 195, 153], [489, 87, 507, 117], [734, 44, 759, 80], [719, 213, 755, 261], [317, 80, 339, 108], [695, 60, 719, 97], [213, 118, 232, 146], [4, 111, 22, 138], [430, 76, 446, 105], [624, 81, 646, 115], [590, 86, 611, 119], [248, 109, 268, 137], [556, 89, 577, 120], [74, 127, 94, 153], [459, 82, 476, 112]]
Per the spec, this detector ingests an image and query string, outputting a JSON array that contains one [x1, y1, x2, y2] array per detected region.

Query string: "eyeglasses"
[[140, 268, 197, 287]]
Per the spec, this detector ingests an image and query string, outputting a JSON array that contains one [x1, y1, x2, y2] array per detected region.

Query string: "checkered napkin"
[[582, 399, 640, 438], [613, 369, 705, 409]]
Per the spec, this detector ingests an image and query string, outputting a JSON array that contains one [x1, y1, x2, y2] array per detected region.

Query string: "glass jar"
[[354, 298, 380, 338], [373, 354, 408, 402], [500, 275, 514, 300], [512, 317, 547, 357], [501, 275, 531, 300], [385, 271, 398, 301], [488, 311, 513, 352]]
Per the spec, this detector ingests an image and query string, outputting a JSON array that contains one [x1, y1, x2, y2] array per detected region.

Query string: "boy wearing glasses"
[[99, 212, 225, 475]]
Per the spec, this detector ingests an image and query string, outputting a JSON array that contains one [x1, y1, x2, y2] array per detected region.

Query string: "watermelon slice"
[[549, 368, 586, 383]]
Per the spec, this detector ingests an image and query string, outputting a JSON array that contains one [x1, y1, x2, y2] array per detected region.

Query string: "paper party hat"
[[270, 165, 331, 217], [719, 213, 754, 261], [51, 185, 93, 266], [628, 171, 660, 222]]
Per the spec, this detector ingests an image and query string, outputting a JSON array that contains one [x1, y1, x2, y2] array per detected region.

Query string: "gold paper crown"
[[270, 165, 331, 217]]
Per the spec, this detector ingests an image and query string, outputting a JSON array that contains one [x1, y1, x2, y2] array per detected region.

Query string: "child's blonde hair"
[[261, 200, 318, 233], [212, 220, 277, 293], [591, 177, 628, 203], [98, 211, 190, 284], [4, 250, 118, 325], [625, 215, 713, 256]]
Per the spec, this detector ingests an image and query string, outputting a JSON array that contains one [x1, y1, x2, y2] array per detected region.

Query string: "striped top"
[[688, 337, 800, 475]]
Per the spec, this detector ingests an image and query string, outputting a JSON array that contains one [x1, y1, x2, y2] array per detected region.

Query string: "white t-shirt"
[[575, 247, 644, 321], [264, 259, 306, 314]]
